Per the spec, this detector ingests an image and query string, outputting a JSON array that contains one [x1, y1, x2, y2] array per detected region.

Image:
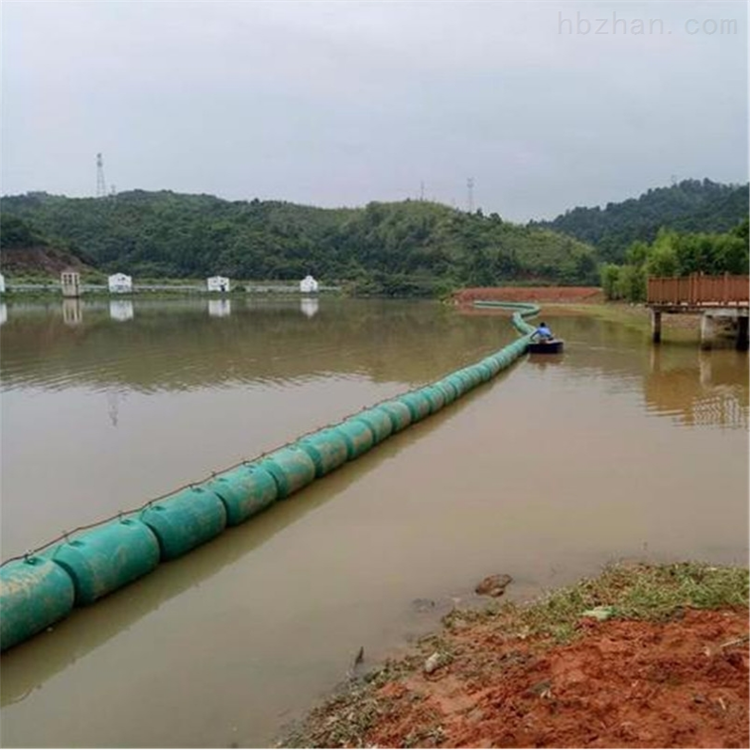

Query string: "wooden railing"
[[647, 273, 749, 306]]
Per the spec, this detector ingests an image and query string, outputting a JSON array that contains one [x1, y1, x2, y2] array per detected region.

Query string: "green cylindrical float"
[[471, 362, 494, 382], [259, 445, 317, 499], [456, 367, 482, 389], [444, 372, 470, 398], [141, 486, 227, 560], [48, 518, 160, 605], [336, 419, 376, 459], [398, 391, 432, 422], [352, 407, 394, 444], [0, 557, 76, 652], [297, 429, 350, 478], [207, 463, 279, 525], [433, 378, 459, 404], [419, 384, 446, 413], [480, 357, 502, 377], [378, 400, 413, 432]]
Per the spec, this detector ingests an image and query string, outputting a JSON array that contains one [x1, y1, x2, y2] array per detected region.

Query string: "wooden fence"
[[647, 274, 749, 306]]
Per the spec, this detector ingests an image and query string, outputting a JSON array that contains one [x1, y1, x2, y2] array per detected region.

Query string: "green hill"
[[0, 191, 598, 294], [531, 179, 749, 264]]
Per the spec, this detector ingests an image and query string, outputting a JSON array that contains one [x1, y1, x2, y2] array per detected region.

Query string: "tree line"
[[600, 219, 749, 302]]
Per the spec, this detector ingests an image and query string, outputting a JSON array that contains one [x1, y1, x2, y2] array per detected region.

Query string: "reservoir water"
[[1, 297, 747, 747]]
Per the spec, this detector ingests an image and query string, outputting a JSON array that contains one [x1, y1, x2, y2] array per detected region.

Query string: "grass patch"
[[449, 562, 749, 645]]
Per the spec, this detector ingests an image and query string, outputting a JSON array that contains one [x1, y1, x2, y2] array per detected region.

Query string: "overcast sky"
[[1, 1, 747, 221]]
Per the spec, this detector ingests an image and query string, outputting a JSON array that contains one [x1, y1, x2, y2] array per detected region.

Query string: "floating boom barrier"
[[0, 302, 540, 652]]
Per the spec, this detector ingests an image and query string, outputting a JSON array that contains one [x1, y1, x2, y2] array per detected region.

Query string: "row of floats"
[[0, 303, 540, 652]]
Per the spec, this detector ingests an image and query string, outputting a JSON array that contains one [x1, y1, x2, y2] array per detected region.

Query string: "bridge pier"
[[700, 313, 716, 350], [651, 310, 661, 344], [737, 315, 749, 351], [700, 309, 749, 351]]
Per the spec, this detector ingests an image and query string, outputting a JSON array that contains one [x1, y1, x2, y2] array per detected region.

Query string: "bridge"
[[646, 273, 749, 349]]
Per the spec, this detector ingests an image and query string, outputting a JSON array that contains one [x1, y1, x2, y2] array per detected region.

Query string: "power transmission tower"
[[96, 153, 107, 198], [467, 177, 474, 213], [420, 181, 425, 201]]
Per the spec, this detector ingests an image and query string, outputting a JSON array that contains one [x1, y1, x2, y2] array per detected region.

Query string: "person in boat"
[[533, 322, 555, 341]]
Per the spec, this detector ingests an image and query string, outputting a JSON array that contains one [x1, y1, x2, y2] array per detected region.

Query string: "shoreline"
[[281, 562, 749, 748]]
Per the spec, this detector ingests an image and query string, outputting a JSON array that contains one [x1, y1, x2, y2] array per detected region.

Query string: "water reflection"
[[526, 352, 564, 370], [208, 299, 231, 318], [109, 300, 134, 322], [0, 298, 518, 392], [645, 346, 748, 429], [517, 315, 748, 430], [0, 302, 7, 326], [61, 299, 82, 326], [300, 297, 319, 318]]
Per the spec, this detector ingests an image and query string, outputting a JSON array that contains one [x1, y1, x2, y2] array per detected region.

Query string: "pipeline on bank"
[[0, 302, 540, 652]]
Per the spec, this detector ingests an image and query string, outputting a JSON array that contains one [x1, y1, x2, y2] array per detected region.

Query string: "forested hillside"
[[0, 191, 598, 294], [531, 179, 749, 263]]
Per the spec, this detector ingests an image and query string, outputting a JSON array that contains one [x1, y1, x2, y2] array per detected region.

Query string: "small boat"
[[527, 339, 564, 354]]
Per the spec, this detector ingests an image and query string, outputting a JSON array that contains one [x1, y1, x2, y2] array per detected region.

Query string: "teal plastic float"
[[141, 486, 227, 560], [419, 384, 447, 413], [398, 391, 432, 422], [49, 519, 160, 605], [378, 400, 413, 432], [207, 464, 279, 525], [297, 430, 350, 478], [0, 557, 76, 651], [353, 407, 394, 444], [335, 420, 376, 459], [259, 446, 317, 499]]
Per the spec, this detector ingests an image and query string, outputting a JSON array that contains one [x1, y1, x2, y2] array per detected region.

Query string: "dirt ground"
[[363, 610, 748, 749], [285, 565, 749, 749], [453, 287, 604, 304], [1, 245, 90, 275]]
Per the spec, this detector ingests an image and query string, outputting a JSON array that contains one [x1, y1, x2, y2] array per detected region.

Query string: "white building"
[[0, 272, 6, 294], [61, 269, 81, 298], [207, 276, 230, 293], [300, 275, 319, 293], [108, 273, 133, 294]]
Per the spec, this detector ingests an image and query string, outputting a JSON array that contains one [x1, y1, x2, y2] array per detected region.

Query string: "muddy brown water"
[[0, 298, 747, 748]]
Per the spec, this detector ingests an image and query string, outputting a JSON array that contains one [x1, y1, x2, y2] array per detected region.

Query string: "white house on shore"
[[207, 276, 230, 293], [108, 273, 133, 293], [0, 272, 6, 294], [61, 269, 81, 298], [300, 274, 319, 293]]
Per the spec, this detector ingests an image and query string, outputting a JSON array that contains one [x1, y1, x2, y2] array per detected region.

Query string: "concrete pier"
[[651, 309, 662, 344]]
